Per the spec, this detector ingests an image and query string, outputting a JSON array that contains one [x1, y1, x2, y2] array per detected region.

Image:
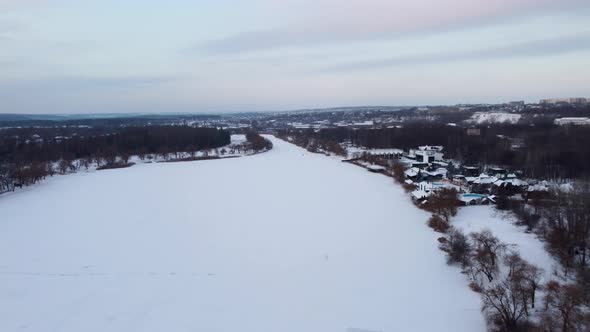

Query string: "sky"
[[0, 0, 589, 114]]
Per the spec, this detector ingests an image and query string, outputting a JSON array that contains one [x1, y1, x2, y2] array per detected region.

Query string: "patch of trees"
[[245, 131, 273, 152], [426, 189, 590, 332], [428, 214, 451, 233], [391, 161, 405, 183], [277, 129, 347, 156], [0, 126, 230, 192], [500, 189, 590, 280], [282, 124, 590, 179], [438, 226, 590, 332], [422, 188, 460, 222]]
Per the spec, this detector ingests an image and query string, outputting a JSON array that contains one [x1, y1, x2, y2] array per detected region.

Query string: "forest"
[[0, 126, 230, 192], [0, 114, 221, 128]]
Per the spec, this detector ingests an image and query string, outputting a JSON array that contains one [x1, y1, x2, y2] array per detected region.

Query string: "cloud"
[[0, 19, 21, 39], [0, 75, 178, 95], [198, 0, 590, 54], [0, 0, 51, 9], [321, 32, 590, 72], [0, 75, 183, 113]]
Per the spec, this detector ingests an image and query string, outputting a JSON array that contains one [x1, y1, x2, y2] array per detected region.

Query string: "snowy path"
[[0, 136, 485, 332]]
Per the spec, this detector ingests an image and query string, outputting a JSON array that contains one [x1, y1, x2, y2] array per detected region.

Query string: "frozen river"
[[0, 136, 484, 332]]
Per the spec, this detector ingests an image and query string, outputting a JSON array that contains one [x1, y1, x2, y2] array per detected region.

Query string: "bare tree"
[[503, 252, 544, 316], [478, 278, 530, 332], [470, 230, 506, 282], [519, 262, 543, 311], [58, 160, 71, 175], [120, 153, 131, 164], [471, 230, 506, 268], [428, 214, 450, 233], [391, 161, 405, 183], [440, 228, 472, 267], [543, 281, 586, 332], [424, 188, 460, 222]]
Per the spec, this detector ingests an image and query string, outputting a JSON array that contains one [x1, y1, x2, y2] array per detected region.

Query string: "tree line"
[[279, 124, 590, 179], [0, 126, 230, 192]]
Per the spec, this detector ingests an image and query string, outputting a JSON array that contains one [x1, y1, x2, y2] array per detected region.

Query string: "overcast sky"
[[1, 0, 589, 114]]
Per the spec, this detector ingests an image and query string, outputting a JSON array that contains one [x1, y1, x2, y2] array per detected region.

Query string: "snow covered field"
[[0, 136, 485, 332]]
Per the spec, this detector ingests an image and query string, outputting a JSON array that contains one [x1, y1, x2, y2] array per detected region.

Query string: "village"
[[347, 144, 552, 206]]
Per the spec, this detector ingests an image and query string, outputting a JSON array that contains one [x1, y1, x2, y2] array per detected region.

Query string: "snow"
[[230, 134, 247, 144], [453, 206, 556, 279], [468, 112, 522, 124], [0, 136, 485, 332], [404, 167, 419, 177], [411, 190, 430, 200], [366, 165, 386, 172]]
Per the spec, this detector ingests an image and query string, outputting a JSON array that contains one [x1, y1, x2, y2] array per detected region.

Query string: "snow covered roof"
[[404, 168, 420, 177], [503, 178, 526, 187], [367, 165, 386, 172], [418, 181, 460, 192], [434, 168, 448, 175], [473, 175, 498, 185], [347, 147, 403, 156], [432, 161, 449, 167], [418, 145, 443, 152], [366, 149, 404, 155], [411, 190, 430, 200], [528, 184, 549, 192]]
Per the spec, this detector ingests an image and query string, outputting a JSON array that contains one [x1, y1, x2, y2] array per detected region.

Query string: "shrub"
[[423, 188, 460, 222], [428, 215, 451, 233], [402, 183, 417, 192]]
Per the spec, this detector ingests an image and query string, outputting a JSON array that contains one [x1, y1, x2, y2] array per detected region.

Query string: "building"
[[404, 167, 421, 179], [540, 98, 588, 105], [554, 117, 590, 126], [488, 167, 507, 177], [459, 193, 486, 206], [452, 175, 467, 186], [462, 166, 480, 177], [411, 190, 430, 203], [409, 146, 444, 164], [509, 101, 525, 107]]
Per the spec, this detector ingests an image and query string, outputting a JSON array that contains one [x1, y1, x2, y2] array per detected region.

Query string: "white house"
[[409, 146, 444, 164]]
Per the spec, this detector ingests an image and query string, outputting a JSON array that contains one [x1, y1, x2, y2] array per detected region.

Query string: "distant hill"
[[0, 114, 69, 122], [0, 113, 226, 128]]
